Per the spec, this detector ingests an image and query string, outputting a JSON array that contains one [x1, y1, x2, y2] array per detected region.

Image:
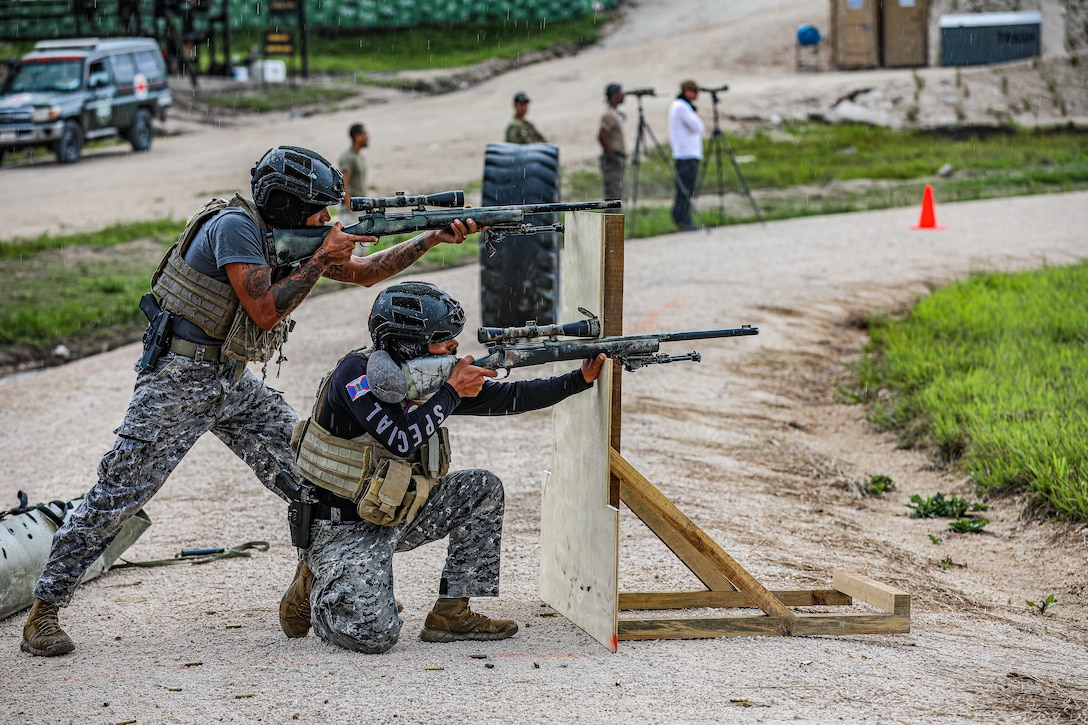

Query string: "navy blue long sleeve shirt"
[[319, 351, 593, 457]]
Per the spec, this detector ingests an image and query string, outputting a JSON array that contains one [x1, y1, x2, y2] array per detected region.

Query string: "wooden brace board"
[[539, 212, 910, 649]]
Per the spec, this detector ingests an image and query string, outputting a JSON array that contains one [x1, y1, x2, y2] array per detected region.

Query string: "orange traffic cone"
[[911, 184, 943, 230]]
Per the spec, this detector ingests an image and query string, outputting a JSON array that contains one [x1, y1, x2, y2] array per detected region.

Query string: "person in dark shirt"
[[280, 281, 605, 652]]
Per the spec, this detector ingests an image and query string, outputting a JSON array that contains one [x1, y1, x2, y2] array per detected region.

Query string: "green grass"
[[200, 85, 360, 113], [564, 123, 1088, 237], [0, 217, 478, 365], [221, 14, 610, 76], [854, 262, 1088, 522], [3, 122, 1086, 368]]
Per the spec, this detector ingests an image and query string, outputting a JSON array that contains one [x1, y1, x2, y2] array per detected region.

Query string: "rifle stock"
[[269, 197, 621, 265]]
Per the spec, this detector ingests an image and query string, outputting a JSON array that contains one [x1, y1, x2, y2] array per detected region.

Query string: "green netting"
[[0, 0, 619, 39]]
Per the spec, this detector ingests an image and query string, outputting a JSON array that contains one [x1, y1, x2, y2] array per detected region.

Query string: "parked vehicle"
[[0, 37, 172, 165]]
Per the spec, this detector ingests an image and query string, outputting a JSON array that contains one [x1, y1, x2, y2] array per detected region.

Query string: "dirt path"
[[1, 0, 1084, 242], [2, 1, 1088, 721], [2, 191, 1086, 722]]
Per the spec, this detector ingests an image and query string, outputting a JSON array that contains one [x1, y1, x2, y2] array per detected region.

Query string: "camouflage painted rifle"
[[379, 310, 759, 402], [269, 190, 622, 264]]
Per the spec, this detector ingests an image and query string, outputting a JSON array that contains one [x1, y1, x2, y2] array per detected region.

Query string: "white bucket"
[[252, 59, 287, 83]]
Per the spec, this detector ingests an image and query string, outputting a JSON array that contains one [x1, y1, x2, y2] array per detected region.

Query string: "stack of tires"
[[479, 142, 561, 328]]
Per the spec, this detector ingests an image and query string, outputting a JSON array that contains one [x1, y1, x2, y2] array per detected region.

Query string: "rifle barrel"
[[658, 326, 758, 342]]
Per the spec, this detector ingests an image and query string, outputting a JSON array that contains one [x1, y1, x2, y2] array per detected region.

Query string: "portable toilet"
[[830, 0, 880, 69], [883, 0, 929, 67]]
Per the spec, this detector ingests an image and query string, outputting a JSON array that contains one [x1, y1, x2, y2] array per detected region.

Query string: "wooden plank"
[[612, 448, 792, 617], [619, 589, 852, 611], [540, 211, 620, 652], [618, 613, 911, 640], [603, 214, 625, 508], [833, 570, 911, 616], [616, 464, 738, 593]]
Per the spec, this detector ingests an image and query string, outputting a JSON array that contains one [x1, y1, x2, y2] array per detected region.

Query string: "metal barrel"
[[657, 326, 759, 342]]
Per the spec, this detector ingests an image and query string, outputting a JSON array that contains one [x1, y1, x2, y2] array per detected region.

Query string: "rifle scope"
[[478, 317, 602, 344], [350, 189, 465, 212]]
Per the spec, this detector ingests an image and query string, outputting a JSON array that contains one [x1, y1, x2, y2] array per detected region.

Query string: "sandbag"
[[0, 492, 151, 620]]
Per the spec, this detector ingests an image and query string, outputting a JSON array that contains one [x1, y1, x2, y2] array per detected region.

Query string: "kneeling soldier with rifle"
[[278, 282, 606, 652]]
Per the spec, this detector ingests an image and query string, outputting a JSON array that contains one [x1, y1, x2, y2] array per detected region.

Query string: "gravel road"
[[1, 1, 1087, 722]]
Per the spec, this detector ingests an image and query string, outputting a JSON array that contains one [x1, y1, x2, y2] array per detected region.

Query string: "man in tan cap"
[[667, 79, 705, 231]]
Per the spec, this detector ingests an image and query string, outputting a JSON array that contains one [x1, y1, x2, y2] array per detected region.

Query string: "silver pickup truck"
[[0, 37, 172, 165]]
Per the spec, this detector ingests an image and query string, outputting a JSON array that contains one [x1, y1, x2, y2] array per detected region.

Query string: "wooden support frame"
[[540, 212, 910, 649]]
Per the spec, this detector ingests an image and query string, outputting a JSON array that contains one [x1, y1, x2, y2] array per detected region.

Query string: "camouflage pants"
[[34, 353, 298, 607], [600, 152, 626, 201], [306, 468, 504, 654]]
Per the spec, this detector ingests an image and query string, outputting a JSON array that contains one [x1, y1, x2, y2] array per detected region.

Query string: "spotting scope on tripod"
[[696, 83, 765, 226], [625, 87, 691, 224]]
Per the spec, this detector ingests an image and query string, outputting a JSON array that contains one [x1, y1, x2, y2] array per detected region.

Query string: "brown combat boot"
[[420, 597, 518, 643], [21, 598, 75, 656], [279, 559, 314, 638]]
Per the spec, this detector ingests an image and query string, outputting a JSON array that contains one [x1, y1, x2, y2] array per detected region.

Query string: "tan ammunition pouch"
[[290, 354, 451, 526], [150, 194, 292, 364]]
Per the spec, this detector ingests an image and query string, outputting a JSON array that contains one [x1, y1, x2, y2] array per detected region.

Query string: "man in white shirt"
[[667, 79, 705, 232]]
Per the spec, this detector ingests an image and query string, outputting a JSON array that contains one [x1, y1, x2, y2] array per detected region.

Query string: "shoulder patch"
[[346, 374, 371, 401]]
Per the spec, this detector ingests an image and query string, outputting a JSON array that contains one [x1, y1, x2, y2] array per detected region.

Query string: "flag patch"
[[346, 374, 371, 401]]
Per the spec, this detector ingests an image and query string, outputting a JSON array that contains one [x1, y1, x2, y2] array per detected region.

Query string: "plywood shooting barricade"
[[540, 211, 911, 651]]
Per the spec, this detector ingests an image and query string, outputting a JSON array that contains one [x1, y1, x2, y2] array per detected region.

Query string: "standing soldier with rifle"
[[278, 281, 605, 652], [20, 146, 479, 657]]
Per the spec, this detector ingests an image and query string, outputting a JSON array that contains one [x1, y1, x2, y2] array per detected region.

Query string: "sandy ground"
[[2, 1, 1088, 722]]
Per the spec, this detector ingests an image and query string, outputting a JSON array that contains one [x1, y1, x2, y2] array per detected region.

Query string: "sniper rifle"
[[385, 309, 759, 402], [269, 190, 622, 264]]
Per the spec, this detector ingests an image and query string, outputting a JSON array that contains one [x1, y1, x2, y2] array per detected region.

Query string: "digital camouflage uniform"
[[35, 357, 297, 606], [34, 207, 298, 608], [296, 349, 591, 653], [306, 468, 503, 653]]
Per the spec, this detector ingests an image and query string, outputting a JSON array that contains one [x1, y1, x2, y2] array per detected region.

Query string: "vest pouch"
[[290, 418, 308, 457], [294, 418, 371, 502], [357, 458, 415, 526], [418, 428, 451, 478]]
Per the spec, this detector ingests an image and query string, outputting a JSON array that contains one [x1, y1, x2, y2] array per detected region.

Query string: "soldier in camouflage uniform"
[[21, 147, 479, 657], [504, 91, 547, 144], [279, 282, 605, 653], [598, 82, 627, 201]]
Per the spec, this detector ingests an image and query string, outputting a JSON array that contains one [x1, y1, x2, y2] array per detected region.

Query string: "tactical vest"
[[150, 194, 292, 364], [291, 351, 450, 527]]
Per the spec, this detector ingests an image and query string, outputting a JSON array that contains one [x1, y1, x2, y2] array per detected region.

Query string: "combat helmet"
[[251, 146, 344, 228], [369, 282, 466, 363]]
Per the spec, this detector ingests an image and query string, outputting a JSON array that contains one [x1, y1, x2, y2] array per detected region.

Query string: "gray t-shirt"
[[174, 208, 267, 344]]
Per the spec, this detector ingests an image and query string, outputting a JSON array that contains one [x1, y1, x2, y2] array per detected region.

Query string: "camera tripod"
[[696, 85, 765, 226], [625, 89, 692, 223]]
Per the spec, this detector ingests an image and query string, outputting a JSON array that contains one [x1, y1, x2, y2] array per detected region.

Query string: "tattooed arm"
[[322, 218, 479, 287], [225, 213, 478, 331], [223, 207, 371, 331]]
